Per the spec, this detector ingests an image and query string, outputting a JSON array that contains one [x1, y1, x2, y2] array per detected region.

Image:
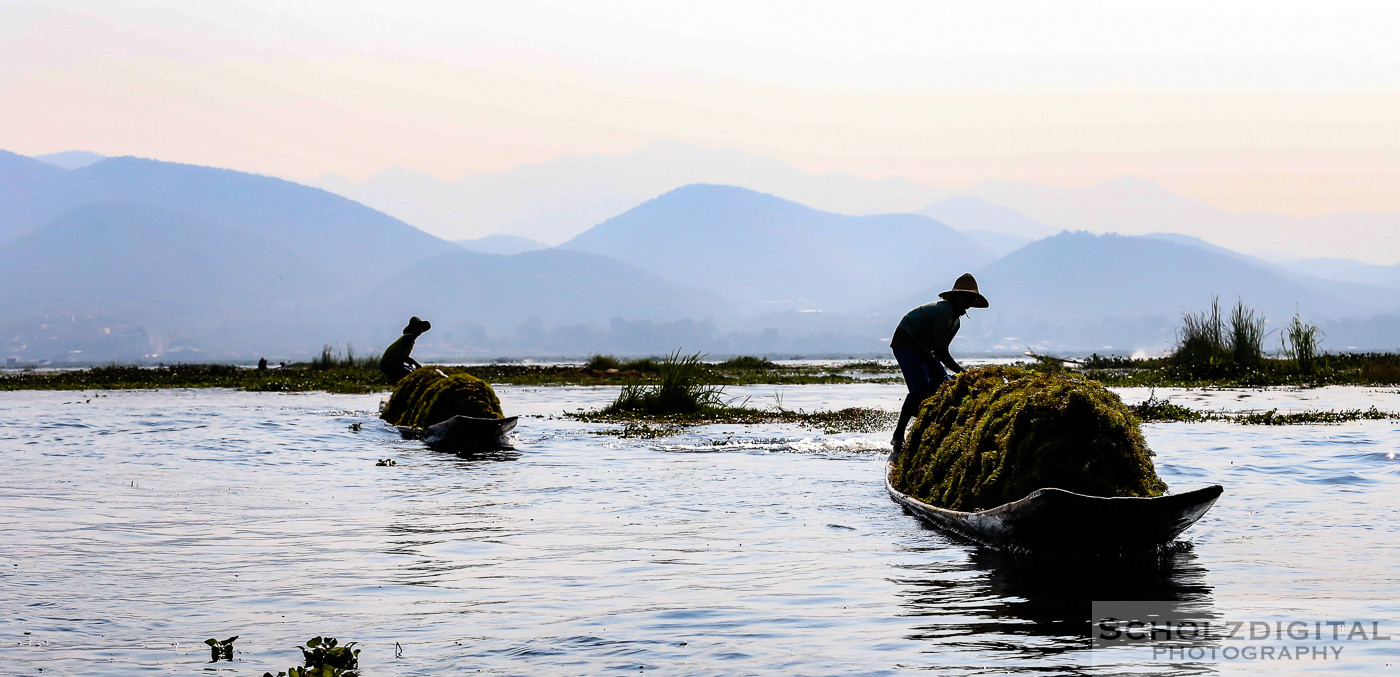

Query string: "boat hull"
[[399, 415, 518, 452], [886, 450, 1222, 553]]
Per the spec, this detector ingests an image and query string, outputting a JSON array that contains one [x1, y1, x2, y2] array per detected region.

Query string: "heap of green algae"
[[890, 365, 1167, 511], [380, 367, 503, 429]]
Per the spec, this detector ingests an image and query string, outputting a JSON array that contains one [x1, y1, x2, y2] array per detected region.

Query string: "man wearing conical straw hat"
[[889, 273, 988, 454], [379, 316, 431, 384]]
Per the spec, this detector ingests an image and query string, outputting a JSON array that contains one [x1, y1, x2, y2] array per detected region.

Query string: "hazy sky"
[[4, 0, 1399, 215]]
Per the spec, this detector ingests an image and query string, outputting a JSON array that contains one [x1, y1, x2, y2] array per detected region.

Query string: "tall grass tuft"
[[1227, 299, 1266, 367], [1280, 312, 1323, 374], [312, 344, 377, 370], [1172, 297, 1227, 366], [603, 350, 725, 415]]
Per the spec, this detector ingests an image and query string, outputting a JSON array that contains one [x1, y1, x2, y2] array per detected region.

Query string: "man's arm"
[[407, 357, 422, 369], [933, 346, 963, 374]]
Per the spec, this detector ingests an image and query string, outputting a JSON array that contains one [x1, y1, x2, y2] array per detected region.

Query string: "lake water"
[[3, 383, 1399, 675]]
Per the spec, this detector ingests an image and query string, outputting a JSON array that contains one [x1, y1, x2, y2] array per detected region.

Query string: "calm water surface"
[[3, 383, 1399, 675]]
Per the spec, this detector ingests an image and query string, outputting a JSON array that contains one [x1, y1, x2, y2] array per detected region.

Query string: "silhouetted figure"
[[379, 316, 431, 384], [890, 273, 989, 453], [257, 357, 268, 371]]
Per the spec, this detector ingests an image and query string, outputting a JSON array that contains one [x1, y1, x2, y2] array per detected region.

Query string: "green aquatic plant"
[[1236, 407, 1392, 425], [1280, 312, 1324, 375], [380, 367, 503, 428], [1128, 391, 1203, 422], [603, 350, 726, 416], [1228, 299, 1267, 367], [205, 636, 238, 662], [1173, 296, 1227, 368], [262, 636, 360, 677], [717, 355, 776, 370], [891, 365, 1167, 511]]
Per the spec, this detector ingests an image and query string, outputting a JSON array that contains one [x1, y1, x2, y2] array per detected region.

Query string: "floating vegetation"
[[375, 458, 397, 466], [1127, 393, 1400, 425], [572, 406, 895, 436], [891, 366, 1167, 512], [1237, 407, 1395, 425], [1128, 391, 1207, 422], [205, 636, 238, 663], [603, 351, 726, 416], [262, 636, 360, 677], [380, 367, 502, 428]]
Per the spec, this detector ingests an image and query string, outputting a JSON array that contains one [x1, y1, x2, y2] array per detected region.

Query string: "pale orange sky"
[[3, 0, 1399, 215]]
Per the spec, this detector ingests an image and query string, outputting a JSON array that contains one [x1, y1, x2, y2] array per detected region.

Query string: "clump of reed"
[[311, 344, 378, 371], [584, 354, 660, 373], [1279, 312, 1324, 375], [716, 355, 776, 370], [602, 350, 727, 416], [1171, 297, 1267, 371]]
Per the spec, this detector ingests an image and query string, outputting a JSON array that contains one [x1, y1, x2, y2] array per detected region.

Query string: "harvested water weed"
[[380, 367, 503, 428], [891, 366, 1167, 511]]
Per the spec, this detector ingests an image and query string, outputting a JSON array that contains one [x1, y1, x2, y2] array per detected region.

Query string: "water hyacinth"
[[890, 365, 1166, 511], [380, 366, 503, 428]]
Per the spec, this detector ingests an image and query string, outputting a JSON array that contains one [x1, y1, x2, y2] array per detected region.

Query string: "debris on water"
[[375, 458, 396, 467]]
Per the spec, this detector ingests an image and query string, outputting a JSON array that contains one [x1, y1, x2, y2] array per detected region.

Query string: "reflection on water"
[[889, 538, 1216, 675], [1, 386, 1398, 675]]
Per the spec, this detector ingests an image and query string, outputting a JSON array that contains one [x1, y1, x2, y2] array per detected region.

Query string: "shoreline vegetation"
[[0, 350, 889, 393], [5, 299, 1399, 432]]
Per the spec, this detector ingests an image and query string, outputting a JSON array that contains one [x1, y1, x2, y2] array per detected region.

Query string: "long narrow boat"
[[398, 415, 519, 452], [886, 449, 1222, 553]]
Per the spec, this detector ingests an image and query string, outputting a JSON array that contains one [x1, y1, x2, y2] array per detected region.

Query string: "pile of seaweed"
[[380, 367, 503, 429], [890, 365, 1166, 511]]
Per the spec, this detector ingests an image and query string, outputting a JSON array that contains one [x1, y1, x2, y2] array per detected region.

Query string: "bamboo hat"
[[403, 316, 432, 335], [938, 273, 989, 308]]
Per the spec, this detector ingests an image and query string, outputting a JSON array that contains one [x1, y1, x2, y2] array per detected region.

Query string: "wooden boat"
[[397, 415, 518, 452], [886, 449, 1222, 553]]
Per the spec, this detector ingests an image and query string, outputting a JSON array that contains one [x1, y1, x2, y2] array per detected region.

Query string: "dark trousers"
[[892, 347, 948, 449], [381, 362, 415, 385]]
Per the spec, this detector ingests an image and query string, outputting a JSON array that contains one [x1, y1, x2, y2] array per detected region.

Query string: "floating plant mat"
[[380, 366, 503, 429], [890, 365, 1166, 511]]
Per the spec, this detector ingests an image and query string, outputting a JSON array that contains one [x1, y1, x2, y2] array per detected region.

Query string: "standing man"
[[889, 273, 988, 453], [379, 316, 431, 384]]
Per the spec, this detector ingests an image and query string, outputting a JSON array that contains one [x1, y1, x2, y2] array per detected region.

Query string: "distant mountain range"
[[563, 184, 994, 313], [307, 140, 951, 244], [3, 148, 1397, 360], [942, 231, 1399, 351], [33, 150, 107, 170], [966, 177, 1400, 265], [0, 150, 457, 274], [306, 142, 1400, 266], [455, 234, 549, 255], [0, 153, 721, 360]]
